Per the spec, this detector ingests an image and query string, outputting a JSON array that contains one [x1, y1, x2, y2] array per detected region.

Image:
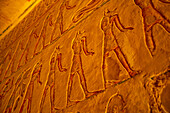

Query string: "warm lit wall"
[[0, 0, 41, 37], [0, 0, 170, 113]]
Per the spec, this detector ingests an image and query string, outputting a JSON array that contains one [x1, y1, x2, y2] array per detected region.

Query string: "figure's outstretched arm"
[[65, 1, 76, 10], [81, 36, 94, 56], [159, 0, 170, 3], [57, 53, 67, 72], [111, 14, 133, 32]]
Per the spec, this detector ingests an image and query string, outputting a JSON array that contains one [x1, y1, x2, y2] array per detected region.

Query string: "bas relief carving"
[[0, 0, 169, 112]]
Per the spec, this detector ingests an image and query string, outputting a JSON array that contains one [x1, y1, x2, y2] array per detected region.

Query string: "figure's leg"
[[145, 27, 156, 56], [102, 51, 107, 89], [19, 99, 26, 113], [33, 36, 42, 56], [5, 93, 16, 113], [102, 49, 111, 88], [77, 65, 102, 98], [77, 69, 88, 96], [113, 46, 138, 77], [27, 97, 32, 113], [160, 19, 170, 33], [67, 73, 74, 102], [40, 86, 49, 113], [26, 82, 34, 113], [13, 96, 20, 111], [50, 22, 58, 43], [59, 17, 64, 34], [50, 83, 55, 113]]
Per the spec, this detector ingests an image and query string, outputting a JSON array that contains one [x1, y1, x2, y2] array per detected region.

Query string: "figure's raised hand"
[[125, 27, 134, 30], [89, 51, 95, 56], [62, 68, 67, 72], [121, 27, 134, 32]]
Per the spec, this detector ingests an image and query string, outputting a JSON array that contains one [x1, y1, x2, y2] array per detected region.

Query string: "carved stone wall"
[[0, 0, 170, 113]]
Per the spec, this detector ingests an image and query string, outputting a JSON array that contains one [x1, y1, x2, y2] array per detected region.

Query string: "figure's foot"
[[149, 47, 156, 56], [129, 70, 140, 77], [85, 90, 104, 98], [66, 100, 80, 108], [51, 107, 55, 113], [108, 80, 122, 84], [105, 80, 121, 88], [43, 45, 49, 49]]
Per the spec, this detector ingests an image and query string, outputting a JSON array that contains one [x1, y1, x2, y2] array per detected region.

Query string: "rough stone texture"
[[0, 0, 170, 113]]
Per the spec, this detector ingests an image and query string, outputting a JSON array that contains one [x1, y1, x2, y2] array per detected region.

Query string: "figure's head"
[[134, 0, 142, 5], [104, 9, 117, 17], [152, 74, 167, 87], [104, 9, 113, 17], [104, 9, 110, 16], [76, 31, 85, 38], [134, 0, 149, 8], [55, 46, 61, 52], [77, 31, 85, 35]]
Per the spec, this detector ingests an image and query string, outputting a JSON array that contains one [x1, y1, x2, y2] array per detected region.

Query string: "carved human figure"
[[34, 13, 54, 55], [67, 31, 98, 106], [19, 62, 42, 113], [144, 71, 169, 113], [39, 47, 67, 113], [50, 0, 76, 42], [18, 24, 40, 68], [0, 77, 14, 107], [5, 69, 30, 113], [0, 45, 17, 80], [9, 36, 29, 75], [0, 51, 12, 80], [101, 9, 138, 87], [72, 0, 103, 23], [134, 0, 170, 56], [106, 93, 126, 113]]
